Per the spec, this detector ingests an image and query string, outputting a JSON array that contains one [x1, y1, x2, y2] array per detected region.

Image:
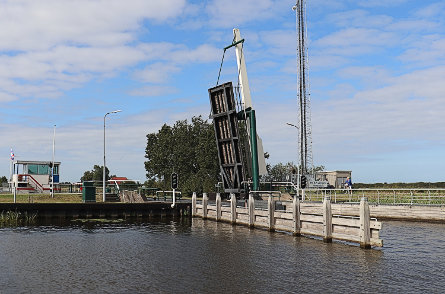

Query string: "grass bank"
[[0, 193, 105, 203]]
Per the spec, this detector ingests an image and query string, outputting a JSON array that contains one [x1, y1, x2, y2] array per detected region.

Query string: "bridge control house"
[[11, 160, 61, 193]]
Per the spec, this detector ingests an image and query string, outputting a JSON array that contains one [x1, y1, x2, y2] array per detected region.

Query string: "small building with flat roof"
[[316, 170, 352, 189], [11, 160, 61, 193]]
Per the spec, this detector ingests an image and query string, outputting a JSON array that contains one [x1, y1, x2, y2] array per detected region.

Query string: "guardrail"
[[155, 190, 182, 201], [301, 189, 445, 205]]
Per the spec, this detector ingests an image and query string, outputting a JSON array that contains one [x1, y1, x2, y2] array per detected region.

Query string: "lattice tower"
[[294, 0, 314, 174]]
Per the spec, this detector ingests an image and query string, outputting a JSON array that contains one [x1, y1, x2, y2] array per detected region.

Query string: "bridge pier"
[[292, 196, 301, 236], [248, 195, 255, 227], [360, 197, 371, 249], [192, 191, 381, 248], [216, 193, 221, 221], [230, 193, 237, 224], [323, 196, 332, 243], [268, 195, 275, 232]]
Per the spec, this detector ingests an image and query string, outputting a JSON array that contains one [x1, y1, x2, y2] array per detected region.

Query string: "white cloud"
[[0, 0, 187, 51], [326, 9, 393, 29], [259, 30, 296, 57], [168, 44, 220, 64], [338, 66, 392, 87], [313, 66, 445, 145], [0, 1, 204, 101], [134, 63, 180, 84], [415, 2, 445, 18], [355, 0, 409, 8], [390, 19, 439, 32], [205, 0, 287, 28], [314, 28, 397, 54], [0, 91, 17, 102], [399, 35, 445, 66], [129, 85, 177, 97]]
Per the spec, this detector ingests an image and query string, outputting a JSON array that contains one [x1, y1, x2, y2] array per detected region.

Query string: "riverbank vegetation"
[[0, 210, 37, 226]]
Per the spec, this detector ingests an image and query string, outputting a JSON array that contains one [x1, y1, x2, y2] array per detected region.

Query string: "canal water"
[[0, 217, 444, 293]]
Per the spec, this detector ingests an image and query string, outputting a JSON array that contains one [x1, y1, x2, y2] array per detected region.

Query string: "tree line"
[[354, 182, 445, 189], [144, 116, 220, 196], [75, 115, 444, 193], [143, 116, 326, 195]]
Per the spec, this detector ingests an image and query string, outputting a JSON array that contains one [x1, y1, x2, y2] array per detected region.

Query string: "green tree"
[[144, 116, 220, 195], [264, 163, 325, 182], [265, 162, 297, 182], [0, 176, 8, 184], [80, 165, 113, 183]]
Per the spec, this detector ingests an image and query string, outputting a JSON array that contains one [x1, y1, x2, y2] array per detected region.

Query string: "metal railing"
[[155, 190, 182, 201], [301, 188, 445, 206]]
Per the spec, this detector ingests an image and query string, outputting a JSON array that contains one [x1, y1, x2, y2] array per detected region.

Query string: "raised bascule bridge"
[[203, 1, 383, 249]]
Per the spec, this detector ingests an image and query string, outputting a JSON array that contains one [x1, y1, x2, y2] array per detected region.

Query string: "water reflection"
[[0, 218, 443, 293]]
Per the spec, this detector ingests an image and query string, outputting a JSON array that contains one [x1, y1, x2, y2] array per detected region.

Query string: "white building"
[[316, 170, 352, 189], [11, 160, 61, 193]]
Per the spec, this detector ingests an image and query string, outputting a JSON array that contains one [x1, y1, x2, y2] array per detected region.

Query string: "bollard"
[[360, 197, 371, 249], [216, 193, 221, 221], [268, 195, 275, 231], [323, 196, 332, 243], [292, 196, 301, 236], [248, 194, 255, 227], [202, 193, 208, 219], [192, 192, 197, 216], [230, 193, 237, 224]]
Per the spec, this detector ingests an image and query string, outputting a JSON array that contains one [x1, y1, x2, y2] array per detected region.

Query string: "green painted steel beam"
[[224, 39, 245, 51], [249, 110, 259, 191]]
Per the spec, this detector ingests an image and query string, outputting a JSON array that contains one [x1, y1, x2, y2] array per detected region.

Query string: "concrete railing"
[[192, 192, 382, 248]]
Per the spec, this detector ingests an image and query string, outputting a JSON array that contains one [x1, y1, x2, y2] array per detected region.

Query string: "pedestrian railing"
[[301, 189, 445, 205]]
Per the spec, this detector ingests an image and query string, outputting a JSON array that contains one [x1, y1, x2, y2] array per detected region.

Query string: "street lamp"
[[286, 122, 298, 129], [103, 110, 122, 202], [51, 125, 56, 198], [286, 122, 300, 190]]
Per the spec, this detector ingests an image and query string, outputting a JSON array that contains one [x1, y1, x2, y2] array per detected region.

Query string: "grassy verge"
[[0, 193, 86, 203]]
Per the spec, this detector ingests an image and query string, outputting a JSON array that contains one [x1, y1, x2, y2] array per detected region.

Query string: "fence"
[[193, 192, 382, 248], [301, 189, 445, 206]]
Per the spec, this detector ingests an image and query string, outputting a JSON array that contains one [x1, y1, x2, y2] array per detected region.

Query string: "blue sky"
[[1, 0, 444, 183]]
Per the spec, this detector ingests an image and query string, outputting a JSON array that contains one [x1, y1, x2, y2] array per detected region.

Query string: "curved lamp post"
[[287, 122, 300, 190], [104, 110, 122, 202], [51, 124, 56, 198]]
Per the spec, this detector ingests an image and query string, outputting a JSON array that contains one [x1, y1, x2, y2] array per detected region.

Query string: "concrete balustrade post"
[[248, 194, 255, 227], [292, 196, 301, 236], [192, 192, 197, 216], [230, 193, 237, 224], [216, 193, 221, 221], [202, 193, 208, 219], [268, 195, 275, 231], [323, 196, 332, 243], [360, 197, 371, 249]]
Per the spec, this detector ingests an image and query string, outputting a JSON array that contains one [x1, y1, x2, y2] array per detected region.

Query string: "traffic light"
[[171, 173, 178, 189], [300, 175, 307, 189]]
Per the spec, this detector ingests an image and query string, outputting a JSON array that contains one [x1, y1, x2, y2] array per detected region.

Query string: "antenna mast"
[[293, 0, 313, 175]]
